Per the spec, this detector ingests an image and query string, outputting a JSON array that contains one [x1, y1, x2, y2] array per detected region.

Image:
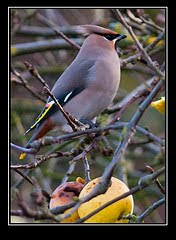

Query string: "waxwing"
[[19, 25, 126, 159]]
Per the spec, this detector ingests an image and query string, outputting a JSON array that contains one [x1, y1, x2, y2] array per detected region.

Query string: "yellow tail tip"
[[19, 152, 26, 160]]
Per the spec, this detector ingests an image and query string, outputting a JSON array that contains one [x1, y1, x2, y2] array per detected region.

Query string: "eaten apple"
[[49, 181, 84, 223]]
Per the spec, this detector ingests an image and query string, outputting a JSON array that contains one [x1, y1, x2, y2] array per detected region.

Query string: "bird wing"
[[25, 58, 95, 135]]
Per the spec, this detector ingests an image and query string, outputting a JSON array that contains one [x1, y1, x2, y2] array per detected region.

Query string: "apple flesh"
[[49, 181, 84, 223]]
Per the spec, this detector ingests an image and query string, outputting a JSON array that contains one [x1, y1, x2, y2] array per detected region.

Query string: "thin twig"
[[23, 61, 50, 89], [127, 9, 163, 32], [106, 77, 155, 114], [136, 197, 165, 223], [146, 165, 165, 194], [71, 138, 98, 163], [11, 38, 83, 57], [14, 189, 61, 222], [10, 121, 165, 158], [126, 9, 143, 24], [120, 29, 165, 68], [83, 156, 91, 182], [145, 30, 165, 52], [36, 13, 81, 50], [108, 73, 162, 123], [12, 169, 51, 201], [12, 169, 35, 186], [16, 25, 80, 38], [114, 9, 164, 78], [109, 92, 141, 124], [11, 68, 46, 103], [10, 142, 36, 154], [61, 161, 77, 184], [139, 16, 164, 32], [11, 151, 73, 170]]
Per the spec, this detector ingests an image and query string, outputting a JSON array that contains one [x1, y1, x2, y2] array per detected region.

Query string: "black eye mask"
[[96, 33, 126, 42], [104, 34, 122, 41]]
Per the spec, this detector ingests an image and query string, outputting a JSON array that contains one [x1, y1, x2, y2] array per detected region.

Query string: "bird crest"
[[75, 24, 118, 37]]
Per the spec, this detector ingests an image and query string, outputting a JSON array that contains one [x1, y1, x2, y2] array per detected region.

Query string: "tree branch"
[[36, 13, 81, 50], [10, 121, 165, 161], [23, 61, 50, 89], [11, 38, 83, 57], [146, 165, 165, 194], [113, 9, 164, 78], [83, 156, 91, 182], [16, 25, 80, 38], [136, 197, 165, 223], [11, 68, 46, 103]]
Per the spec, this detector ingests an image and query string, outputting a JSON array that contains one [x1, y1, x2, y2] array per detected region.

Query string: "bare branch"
[[11, 151, 73, 170], [36, 13, 81, 50], [127, 9, 164, 32], [83, 156, 91, 182], [61, 162, 77, 184], [120, 29, 165, 68], [146, 165, 165, 194], [10, 121, 165, 159], [126, 9, 143, 24], [23, 61, 50, 89], [106, 76, 155, 114], [12, 169, 35, 186], [136, 197, 165, 223], [139, 15, 164, 32], [11, 68, 46, 103], [11, 38, 83, 57], [16, 25, 80, 38], [10, 143, 36, 154], [113, 9, 164, 78], [14, 189, 61, 222]]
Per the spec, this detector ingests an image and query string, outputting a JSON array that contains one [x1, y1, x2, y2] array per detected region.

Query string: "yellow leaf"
[[151, 97, 165, 114]]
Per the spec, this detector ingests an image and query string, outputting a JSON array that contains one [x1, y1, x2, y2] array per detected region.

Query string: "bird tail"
[[19, 118, 54, 160]]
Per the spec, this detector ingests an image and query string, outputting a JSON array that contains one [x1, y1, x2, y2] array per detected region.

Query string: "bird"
[[19, 24, 126, 159]]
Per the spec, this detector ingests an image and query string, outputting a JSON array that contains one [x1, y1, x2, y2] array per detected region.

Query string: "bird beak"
[[115, 34, 127, 42]]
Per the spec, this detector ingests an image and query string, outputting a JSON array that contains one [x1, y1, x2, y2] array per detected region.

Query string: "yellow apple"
[[78, 177, 134, 223], [49, 181, 84, 223]]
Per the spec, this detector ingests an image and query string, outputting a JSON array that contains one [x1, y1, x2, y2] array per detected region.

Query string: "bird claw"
[[79, 119, 98, 129]]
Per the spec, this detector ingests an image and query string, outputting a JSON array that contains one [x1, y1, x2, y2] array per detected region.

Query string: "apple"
[[49, 181, 84, 223], [78, 177, 134, 223]]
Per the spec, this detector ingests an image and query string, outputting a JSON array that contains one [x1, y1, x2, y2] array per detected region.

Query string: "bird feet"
[[79, 119, 98, 129]]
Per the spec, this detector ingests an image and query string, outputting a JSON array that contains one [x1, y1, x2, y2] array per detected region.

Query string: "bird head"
[[76, 24, 126, 49]]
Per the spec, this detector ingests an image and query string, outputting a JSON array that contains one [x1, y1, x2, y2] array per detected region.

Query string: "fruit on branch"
[[78, 177, 134, 223], [151, 96, 165, 113], [49, 180, 84, 223]]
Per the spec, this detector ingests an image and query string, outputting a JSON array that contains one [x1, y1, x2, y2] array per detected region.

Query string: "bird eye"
[[104, 34, 115, 41]]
